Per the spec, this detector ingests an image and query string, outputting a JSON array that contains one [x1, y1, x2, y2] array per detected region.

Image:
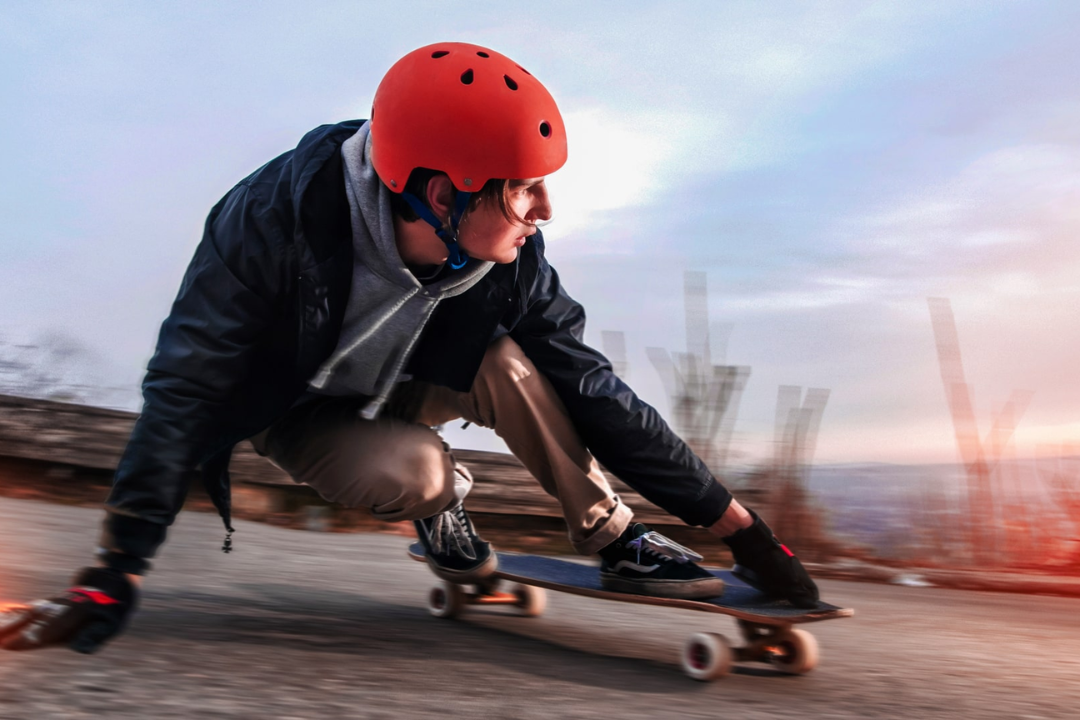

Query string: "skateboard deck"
[[408, 543, 853, 681]]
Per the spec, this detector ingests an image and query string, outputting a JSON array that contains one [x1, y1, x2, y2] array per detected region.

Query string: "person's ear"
[[424, 175, 455, 224]]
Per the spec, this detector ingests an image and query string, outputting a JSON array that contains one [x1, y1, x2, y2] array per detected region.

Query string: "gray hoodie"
[[308, 124, 493, 418]]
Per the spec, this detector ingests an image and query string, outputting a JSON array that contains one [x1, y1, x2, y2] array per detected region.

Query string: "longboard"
[[408, 543, 853, 681]]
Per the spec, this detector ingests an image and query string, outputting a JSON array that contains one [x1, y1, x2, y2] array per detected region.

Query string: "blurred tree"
[[645, 271, 750, 473], [0, 331, 122, 406]]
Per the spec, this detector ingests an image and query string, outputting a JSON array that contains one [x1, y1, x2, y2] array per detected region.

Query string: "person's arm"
[[509, 234, 732, 528], [100, 181, 288, 572], [1, 180, 291, 654]]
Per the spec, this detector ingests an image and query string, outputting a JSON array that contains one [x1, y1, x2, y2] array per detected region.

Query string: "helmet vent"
[[460, 69, 474, 85], [517, 64, 532, 76], [539, 121, 551, 138], [476, 51, 490, 58], [431, 50, 449, 58], [504, 75, 518, 91]]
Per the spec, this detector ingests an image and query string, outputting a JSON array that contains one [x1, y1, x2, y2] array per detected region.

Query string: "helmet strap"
[[400, 190, 473, 270]]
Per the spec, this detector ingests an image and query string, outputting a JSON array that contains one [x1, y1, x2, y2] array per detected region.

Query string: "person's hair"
[[388, 167, 525, 226]]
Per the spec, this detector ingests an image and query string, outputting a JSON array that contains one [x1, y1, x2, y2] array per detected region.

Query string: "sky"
[[2, 1, 1079, 465]]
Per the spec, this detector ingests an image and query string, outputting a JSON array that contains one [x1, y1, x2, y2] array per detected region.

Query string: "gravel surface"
[[2, 497, 1079, 719]]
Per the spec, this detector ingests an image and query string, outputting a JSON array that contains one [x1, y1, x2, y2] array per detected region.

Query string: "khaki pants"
[[252, 336, 632, 555]]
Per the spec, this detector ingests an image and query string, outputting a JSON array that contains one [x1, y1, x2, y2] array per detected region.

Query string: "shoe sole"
[[599, 572, 725, 600], [425, 552, 499, 584]]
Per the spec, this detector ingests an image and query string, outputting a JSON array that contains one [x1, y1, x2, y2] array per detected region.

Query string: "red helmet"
[[371, 42, 567, 193]]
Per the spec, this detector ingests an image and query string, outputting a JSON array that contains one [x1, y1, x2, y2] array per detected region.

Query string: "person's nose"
[[527, 183, 553, 223]]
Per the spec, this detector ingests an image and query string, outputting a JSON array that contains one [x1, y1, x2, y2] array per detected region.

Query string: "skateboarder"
[[0, 42, 817, 654]]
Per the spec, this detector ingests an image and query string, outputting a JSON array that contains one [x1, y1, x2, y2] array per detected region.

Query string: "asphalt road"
[[1, 497, 1078, 719]]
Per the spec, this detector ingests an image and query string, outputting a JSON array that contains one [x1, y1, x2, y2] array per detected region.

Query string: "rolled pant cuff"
[[570, 501, 634, 556]]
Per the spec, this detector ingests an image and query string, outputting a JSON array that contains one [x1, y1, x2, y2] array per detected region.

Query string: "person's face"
[[457, 178, 552, 264]]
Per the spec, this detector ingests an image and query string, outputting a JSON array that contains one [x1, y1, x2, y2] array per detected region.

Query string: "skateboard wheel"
[[767, 628, 818, 675], [511, 584, 547, 617], [680, 632, 733, 681], [427, 581, 465, 619]]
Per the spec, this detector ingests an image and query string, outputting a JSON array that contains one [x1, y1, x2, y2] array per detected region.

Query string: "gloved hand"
[[723, 510, 820, 609], [0, 567, 137, 654]]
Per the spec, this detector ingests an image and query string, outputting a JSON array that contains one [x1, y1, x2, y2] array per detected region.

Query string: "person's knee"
[[479, 336, 534, 386], [388, 439, 458, 517]]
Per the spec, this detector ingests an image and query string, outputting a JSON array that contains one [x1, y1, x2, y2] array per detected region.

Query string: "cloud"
[[840, 143, 1080, 291], [721, 276, 887, 313], [542, 106, 717, 250], [513, 2, 990, 253]]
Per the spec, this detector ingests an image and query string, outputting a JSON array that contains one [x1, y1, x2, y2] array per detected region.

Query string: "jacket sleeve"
[[509, 245, 732, 527], [101, 183, 287, 564]]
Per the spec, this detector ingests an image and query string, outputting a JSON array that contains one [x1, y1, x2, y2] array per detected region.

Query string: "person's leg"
[[418, 340, 815, 605], [258, 397, 463, 521], [421, 336, 633, 556], [423, 338, 727, 599], [254, 396, 495, 581]]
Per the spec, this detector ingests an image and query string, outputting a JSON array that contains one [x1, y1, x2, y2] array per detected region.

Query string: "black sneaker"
[[598, 523, 724, 600], [722, 509, 820, 608], [414, 503, 497, 582]]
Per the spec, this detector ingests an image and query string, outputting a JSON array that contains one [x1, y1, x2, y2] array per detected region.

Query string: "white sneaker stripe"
[[612, 560, 662, 573]]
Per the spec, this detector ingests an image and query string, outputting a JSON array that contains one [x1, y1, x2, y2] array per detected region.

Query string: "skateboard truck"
[[427, 577, 546, 619]]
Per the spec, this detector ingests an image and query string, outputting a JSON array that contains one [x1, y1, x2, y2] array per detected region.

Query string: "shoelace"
[[426, 505, 478, 561], [626, 531, 703, 565]]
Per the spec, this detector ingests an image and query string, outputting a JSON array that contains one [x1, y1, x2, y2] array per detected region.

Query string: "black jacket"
[[102, 120, 732, 562]]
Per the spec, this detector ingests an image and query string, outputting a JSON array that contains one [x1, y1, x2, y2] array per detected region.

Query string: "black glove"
[[723, 510, 820, 609], [0, 567, 137, 654]]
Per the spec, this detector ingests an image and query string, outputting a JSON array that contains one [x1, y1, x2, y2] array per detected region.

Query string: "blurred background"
[[2, 1, 1079, 572], [4, 4, 1080, 717]]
